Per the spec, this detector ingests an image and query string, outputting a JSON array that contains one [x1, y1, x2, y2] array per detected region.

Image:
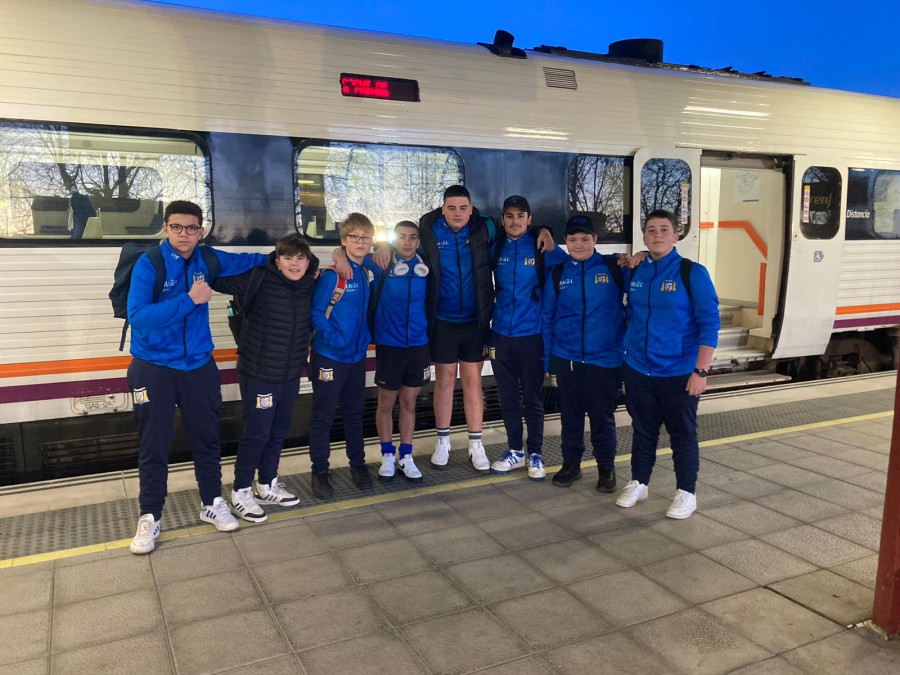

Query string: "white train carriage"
[[1, 0, 899, 484]]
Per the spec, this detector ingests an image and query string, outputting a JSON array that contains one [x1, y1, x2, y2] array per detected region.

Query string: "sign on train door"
[[771, 157, 847, 358], [631, 148, 702, 261]]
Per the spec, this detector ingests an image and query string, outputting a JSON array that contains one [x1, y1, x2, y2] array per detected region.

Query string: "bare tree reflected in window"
[[296, 142, 464, 241], [568, 156, 627, 241], [640, 158, 691, 236], [0, 123, 210, 239]]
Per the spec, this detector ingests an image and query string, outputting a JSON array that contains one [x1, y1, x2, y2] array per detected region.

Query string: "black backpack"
[[226, 265, 267, 346], [109, 243, 220, 351]]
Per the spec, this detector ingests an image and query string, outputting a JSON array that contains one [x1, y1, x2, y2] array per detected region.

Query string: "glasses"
[[345, 234, 373, 244], [167, 224, 202, 235]]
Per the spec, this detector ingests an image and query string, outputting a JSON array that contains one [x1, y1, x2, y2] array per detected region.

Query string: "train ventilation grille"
[[543, 67, 577, 90], [0, 436, 17, 486], [41, 433, 139, 480]]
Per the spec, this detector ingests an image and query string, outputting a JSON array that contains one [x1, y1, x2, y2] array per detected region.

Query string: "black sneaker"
[[552, 462, 582, 488], [596, 465, 617, 493], [311, 472, 334, 500], [350, 464, 373, 490]]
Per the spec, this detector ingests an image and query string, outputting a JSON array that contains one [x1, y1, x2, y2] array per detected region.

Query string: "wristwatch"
[[693, 368, 709, 378]]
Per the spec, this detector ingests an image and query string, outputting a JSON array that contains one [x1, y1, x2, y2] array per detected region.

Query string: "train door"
[[699, 155, 787, 365], [771, 157, 846, 358], [631, 147, 701, 260]]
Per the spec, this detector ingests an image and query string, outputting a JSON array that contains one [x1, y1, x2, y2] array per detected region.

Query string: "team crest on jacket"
[[595, 273, 609, 284], [661, 280, 677, 292], [256, 393, 273, 409], [193, 272, 206, 284], [132, 387, 149, 405], [523, 257, 535, 266], [423, 367, 431, 381], [318, 368, 334, 382]]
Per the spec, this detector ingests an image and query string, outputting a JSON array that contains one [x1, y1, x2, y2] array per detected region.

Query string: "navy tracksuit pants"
[[308, 351, 366, 474], [552, 356, 618, 467], [623, 364, 699, 493], [233, 375, 300, 490], [490, 331, 545, 454], [127, 358, 223, 520]]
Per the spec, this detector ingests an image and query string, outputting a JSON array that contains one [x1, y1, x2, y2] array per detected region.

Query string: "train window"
[[639, 158, 692, 238], [846, 168, 900, 240], [294, 142, 464, 242], [800, 166, 841, 239], [0, 122, 210, 241], [567, 155, 630, 243]]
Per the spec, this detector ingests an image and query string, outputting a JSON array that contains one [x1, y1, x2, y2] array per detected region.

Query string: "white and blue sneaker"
[[491, 450, 526, 474], [200, 496, 240, 532], [527, 453, 546, 481], [130, 514, 160, 555]]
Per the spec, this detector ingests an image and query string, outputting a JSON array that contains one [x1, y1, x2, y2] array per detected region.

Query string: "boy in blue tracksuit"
[[488, 196, 567, 481], [368, 221, 430, 483], [308, 213, 374, 499], [541, 215, 628, 492], [617, 209, 719, 520], [127, 200, 267, 554]]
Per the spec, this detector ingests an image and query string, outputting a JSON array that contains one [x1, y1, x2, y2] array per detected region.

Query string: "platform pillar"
[[873, 368, 900, 637]]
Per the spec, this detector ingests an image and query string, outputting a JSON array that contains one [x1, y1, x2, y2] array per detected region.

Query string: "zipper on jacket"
[[454, 230, 463, 319], [405, 274, 411, 346], [644, 261, 658, 375], [182, 260, 190, 358], [580, 260, 586, 362], [509, 239, 518, 336]]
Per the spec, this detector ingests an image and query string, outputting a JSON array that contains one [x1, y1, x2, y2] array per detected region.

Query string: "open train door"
[[771, 156, 847, 358], [631, 148, 702, 260]]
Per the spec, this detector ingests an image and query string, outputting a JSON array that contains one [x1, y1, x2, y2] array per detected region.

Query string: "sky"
[[149, 0, 900, 99]]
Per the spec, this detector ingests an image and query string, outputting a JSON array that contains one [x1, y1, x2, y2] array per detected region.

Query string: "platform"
[[1, 373, 899, 674]]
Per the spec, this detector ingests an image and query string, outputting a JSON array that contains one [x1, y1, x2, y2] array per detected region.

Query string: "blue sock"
[[380, 442, 396, 455], [399, 443, 413, 457]]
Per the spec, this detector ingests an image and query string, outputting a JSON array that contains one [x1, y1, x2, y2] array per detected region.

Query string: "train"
[[2, 0, 899, 485]]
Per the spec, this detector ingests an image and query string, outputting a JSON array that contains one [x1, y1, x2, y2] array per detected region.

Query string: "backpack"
[[109, 243, 220, 351], [226, 265, 267, 346], [323, 265, 348, 319], [491, 229, 546, 301]]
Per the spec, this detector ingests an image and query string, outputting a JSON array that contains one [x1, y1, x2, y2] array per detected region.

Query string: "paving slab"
[[477, 511, 570, 550], [53, 554, 152, 606], [746, 463, 831, 489], [157, 568, 263, 626], [374, 496, 467, 535], [591, 525, 689, 567], [701, 501, 801, 537], [408, 523, 506, 567], [252, 552, 351, 604], [0, 610, 49, 666], [0, 658, 47, 675], [830, 554, 878, 590], [701, 539, 816, 585], [149, 537, 245, 586], [336, 538, 430, 584], [542, 631, 679, 674], [769, 570, 874, 624], [306, 510, 400, 550], [640, 552, 756, 604], [446, 552, 554, 603], [51, 588, 162, 654], [231, 520, 325, 565], [814, 511, 882, 550], [701, 471, 784, 499], [762, 525, 873, 567], [782, 630, 900, 674], [517, 538, 627, 584], [297, 631, 424, 675], [649, 513, 749, 550], [50, 632, 172, 675], [365, 570, 472, 625], [0, 568, 52, 616], [567, 569, 688, 627], [701, 588, 841, 653], [627, 608, 771, 675], [489, 587, 613, 650], [272, 588, 386, 651], [796, 480, 885, 511]]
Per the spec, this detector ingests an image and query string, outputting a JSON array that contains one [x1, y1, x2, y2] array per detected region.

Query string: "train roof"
[[2, 0, 899, 165]]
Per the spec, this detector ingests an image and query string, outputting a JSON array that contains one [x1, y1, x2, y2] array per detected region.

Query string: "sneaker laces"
[[528, 454, 543, 469], [673, 490, 692, 506], [269, 481, 292, 498], [210, 498, 231, 518], [234, 488, 258, 510], [498, 450, 519, 467], [135, 516, 154, 537]]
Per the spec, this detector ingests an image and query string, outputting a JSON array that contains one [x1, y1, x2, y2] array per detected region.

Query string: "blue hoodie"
[[366, 253, 429, 347], [624, 248, 720, 377], [541, 251, 627, 371], [492, 233, 567, 337], [311, 260, 371, 363], [127, 241, 265, 371]]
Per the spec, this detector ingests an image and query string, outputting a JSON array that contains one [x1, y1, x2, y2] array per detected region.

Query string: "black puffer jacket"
[[212, 250, 319, 383]]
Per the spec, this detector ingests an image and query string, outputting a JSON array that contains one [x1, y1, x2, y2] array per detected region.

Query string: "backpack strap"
[[198, 246, 221, 282], [552, 264, 564, 296], [602, 254, 625, 296], [367, 263, 391, 334], [324, 265, 347, 319], [680, 258, 694, 306], [119, 246, 165, 352]]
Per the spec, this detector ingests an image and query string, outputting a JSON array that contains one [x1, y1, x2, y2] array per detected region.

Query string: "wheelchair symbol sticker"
[[813, 251, 824, 263]]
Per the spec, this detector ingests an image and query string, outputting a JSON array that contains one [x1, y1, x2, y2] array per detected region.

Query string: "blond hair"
[[340, 213, 375, 239]]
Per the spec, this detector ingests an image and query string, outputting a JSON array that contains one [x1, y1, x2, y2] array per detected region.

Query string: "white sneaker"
[[255, 477, 300, 506], [431, 438, 450, 469], [200, 496, 240, 531], [666, 489, 697, 519], [491, 450, 526, 474], [468, 440, 490, 472], [527, 453, 546, 481], [379, 453, 396, 481], [130, 514, 160, 555], [230, 487, 267, 523], [398, 454, 423, 482], [616, 480, 649, 508]]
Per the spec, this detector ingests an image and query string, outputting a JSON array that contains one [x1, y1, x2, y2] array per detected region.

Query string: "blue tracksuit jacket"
[[311, 261, 371, 363], [366, 253, 429, 347], [541, 251, 627, 371], [127, 241, 265, 371], [492, 233, 568, 337], [624, 248, 720, 377]]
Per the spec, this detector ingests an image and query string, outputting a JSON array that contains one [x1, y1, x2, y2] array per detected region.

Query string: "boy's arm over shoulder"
[[127, 254, 195, 328], [310, 268, 345, 343], [210, 269, 252, 296], [543, 245, 568, 268], [210, 247, 267, 277]]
